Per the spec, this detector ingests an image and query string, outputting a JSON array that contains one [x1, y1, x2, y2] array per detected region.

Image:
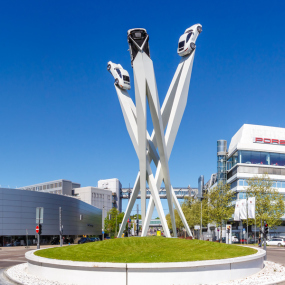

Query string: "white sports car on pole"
[[107, 61, 131, 90], [177, 24, 202, 57]]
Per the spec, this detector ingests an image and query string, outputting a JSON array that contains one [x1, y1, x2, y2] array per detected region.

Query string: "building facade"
[[98, 178, 122, 212], [0, 187, 102, 246], [20, 179, 81, 196], [74, 187, 112, 225]]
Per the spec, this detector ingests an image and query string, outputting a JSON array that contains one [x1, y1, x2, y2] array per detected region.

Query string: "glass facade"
[[228, 150, 285, 170]]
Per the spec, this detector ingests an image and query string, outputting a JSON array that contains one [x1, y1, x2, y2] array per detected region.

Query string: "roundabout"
[[18, 237, 266, 285]]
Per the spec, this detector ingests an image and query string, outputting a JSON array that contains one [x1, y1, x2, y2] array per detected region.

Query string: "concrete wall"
[[25, 247, 265, 285]]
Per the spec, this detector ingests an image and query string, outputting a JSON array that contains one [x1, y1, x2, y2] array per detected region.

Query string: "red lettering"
[[272, 139, 279, 144], [264, 138, 271, 143], [255, 137, 263, 143], [280, 140, 285, 145]]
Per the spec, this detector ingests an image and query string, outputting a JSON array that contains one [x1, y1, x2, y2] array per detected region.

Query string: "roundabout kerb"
[[25, 247, 265, 285]]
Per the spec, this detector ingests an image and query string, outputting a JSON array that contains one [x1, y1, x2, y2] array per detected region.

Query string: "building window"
[[230, 180, 237, 189], [55, 183, 58, 187], [237, 151, 285, 166], [108, 195, 110, 200], [239, 192, 247, 199], [59, 182, 62, 187], [50, 184, 54, 189], [43, 185, 46, 190]]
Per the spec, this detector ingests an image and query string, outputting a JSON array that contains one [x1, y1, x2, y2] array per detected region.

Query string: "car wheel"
[[278, 243, 281, 247], [190, 42, 196, 50], [115, 78, 119, 85], [107, 64, 111, 71]]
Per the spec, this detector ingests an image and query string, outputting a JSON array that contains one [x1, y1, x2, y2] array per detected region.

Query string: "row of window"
[[228, 151, 285, 169], [231, 179, 285, 189], [91, 193, 111, 200], [26, 182, 63, 191]]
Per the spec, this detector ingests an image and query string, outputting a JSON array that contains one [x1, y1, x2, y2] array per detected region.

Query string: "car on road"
[[107, 61, 131, 90], [265, 237, 285, 247], [177, 24, 202, 57]]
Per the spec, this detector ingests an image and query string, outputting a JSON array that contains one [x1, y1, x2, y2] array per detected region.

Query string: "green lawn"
[[35, 237, 257, 263]]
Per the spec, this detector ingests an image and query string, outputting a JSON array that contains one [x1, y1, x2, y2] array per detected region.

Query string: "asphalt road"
[[0, 245, 68, 285], [1, 245, 285, 284]]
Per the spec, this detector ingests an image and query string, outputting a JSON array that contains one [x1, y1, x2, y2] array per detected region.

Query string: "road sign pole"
[[263, 221, 267, 260], [59, 207, 63, 247]]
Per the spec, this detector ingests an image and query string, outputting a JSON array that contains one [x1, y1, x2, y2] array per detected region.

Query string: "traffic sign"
[[36, 225, 39, 234]]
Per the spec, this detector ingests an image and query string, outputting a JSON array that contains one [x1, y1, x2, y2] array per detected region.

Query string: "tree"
[[165, 198, 209, 237], [104, 208, 125, 237], [245, 174, 285, 228], [204, 182, 236, 242]]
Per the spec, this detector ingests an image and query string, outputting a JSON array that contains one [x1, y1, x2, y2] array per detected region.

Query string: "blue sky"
[[0, 1, 285, 215]]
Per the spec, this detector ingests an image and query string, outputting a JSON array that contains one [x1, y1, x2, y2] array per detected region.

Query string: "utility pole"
[[264, 221, 267, 260], [102, 205, 105, 241], [59, 207, 63, 247], [136, 204, 139, 236], [115, 214, 118, 237], [200, 200, 202, 240]]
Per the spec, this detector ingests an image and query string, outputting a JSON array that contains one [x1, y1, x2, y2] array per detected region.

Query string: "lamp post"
[[102, 205, 105, 241]]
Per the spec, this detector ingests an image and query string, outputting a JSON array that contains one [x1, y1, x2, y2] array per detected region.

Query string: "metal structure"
[[120, 187, 198, 199], [108, 24, 202, 238]]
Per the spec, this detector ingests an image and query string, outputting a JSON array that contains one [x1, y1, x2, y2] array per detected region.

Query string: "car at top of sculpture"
[[127, 28, 150, 66], [177, 24, 202, 57], [107, 61, 131, 90]]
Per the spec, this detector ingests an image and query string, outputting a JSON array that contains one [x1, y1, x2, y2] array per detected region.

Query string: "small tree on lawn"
[[104, 208, 125, 237], [245, 174, 285, 228], [204, 182, 236, 242]]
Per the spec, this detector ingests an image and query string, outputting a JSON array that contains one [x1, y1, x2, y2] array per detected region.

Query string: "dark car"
[[13, 241, 21, 246], [89, 238, 96, 242], [78, 238, 88, 244], [51, 237, 60, 245]]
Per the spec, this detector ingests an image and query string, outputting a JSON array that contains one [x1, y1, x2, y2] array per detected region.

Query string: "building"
[[74, 187, 112, 224], [98, 178, 122, 212], [205, 124, 285, 240], [20, 179, 81, 196], [0, 187, 102, 246]]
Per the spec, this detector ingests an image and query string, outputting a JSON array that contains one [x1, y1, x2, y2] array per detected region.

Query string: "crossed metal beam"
[[116, 49, 196, 238]]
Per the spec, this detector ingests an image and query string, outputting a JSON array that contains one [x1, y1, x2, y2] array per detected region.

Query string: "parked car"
[[177, 24, 202, 57], [232, 236, 239, 243], [265, 237, 285, 247], [240, 239, 247, 243], [51, 237, 60, 245], [13, 241, 21, 246], [78, 238, 89, 244], [107, 61, 131, 90], [89, 237, 97, 242]]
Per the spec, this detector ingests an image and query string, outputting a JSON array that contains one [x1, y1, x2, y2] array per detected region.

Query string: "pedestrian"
[[258, 237, 261, 247]]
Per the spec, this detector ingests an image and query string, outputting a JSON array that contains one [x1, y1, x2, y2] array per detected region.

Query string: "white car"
[[107, 61, 131, 90], [265, 237, 285, 247], [177, 24, 202, 57]]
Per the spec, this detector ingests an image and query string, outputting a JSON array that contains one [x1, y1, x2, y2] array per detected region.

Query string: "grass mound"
[[35, 237, 257, 263]]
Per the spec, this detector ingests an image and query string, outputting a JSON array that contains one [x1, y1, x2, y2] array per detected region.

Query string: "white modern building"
[[227, 124, 285, 200], [98, 178, 122, 212], [20, 179, 81, 196], [204, 124, 285, 239], [74, 187, 112, 224]]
